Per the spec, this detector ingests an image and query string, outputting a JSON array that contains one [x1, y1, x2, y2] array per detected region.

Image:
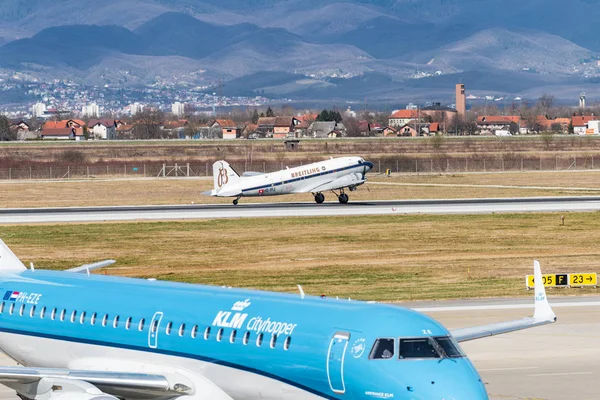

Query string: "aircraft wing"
[[0, 366, 233, 400], [450, 261, 556, 342], [303, 174, 365, 193], [65, 260, 116, 273]]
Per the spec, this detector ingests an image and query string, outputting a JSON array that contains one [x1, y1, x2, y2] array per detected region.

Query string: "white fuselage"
[[0, 332, 318, 400], [217, 157, 368, 198]]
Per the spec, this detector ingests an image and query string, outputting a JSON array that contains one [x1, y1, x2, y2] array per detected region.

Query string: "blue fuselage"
[[0, 270, 488, 399]]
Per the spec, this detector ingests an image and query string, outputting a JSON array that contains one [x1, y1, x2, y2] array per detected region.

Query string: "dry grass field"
[[1, 171, 600, 208], [1, 212, 599, 301]]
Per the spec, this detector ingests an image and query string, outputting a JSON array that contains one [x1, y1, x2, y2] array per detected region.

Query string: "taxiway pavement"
[[410, 296, 600, 400]]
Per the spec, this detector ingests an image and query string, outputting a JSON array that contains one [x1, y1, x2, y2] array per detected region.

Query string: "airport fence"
[[0, 155, 599, 180]]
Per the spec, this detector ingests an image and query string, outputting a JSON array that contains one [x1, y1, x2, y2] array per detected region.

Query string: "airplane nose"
[[364, 161, 374, 171]]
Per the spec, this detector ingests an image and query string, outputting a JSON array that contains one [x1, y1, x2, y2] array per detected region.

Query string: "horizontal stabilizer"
[[451, 260, 556, 342], [66, 260, 116, 273], [0, 239, 26, 272]]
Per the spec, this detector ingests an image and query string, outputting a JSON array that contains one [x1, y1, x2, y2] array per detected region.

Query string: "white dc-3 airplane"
[[0, 239, 556, 400], [207, 157, 374, 205]]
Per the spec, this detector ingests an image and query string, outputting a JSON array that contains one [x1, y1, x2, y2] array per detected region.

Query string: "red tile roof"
[[477, 116, 521, 124], [429, 122, 440, 132], [536, 117, 570, 128], [390, 110, 419, 119], [214, 119, 237, 128], [88, 119, 116, 128], [572, 115, 596, 126], [163, 120, 188, 129]]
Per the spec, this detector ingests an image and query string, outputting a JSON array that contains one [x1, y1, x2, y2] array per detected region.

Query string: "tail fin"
[[212, 160, 241, 194], [0, 239, 26, 272]]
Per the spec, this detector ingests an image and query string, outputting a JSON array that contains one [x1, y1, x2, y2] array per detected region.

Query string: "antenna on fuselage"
[[29, 262, 35, 272], [297, 285, 305, 300]]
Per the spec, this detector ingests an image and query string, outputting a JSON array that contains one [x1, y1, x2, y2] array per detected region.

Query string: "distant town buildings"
[[31, 103, 47, 118], [81, 103, 99, 118], [129, 103, 144, 116], [171, 102, 185, 117]]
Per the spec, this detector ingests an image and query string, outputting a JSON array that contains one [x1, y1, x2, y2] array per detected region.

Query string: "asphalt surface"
[[415, 296, 600, 400], [1, 196, 600, 223], [0, 296, 596, 399]]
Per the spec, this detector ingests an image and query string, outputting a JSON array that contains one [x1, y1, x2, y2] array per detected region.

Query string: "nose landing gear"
[[233, 196, 242, 205]]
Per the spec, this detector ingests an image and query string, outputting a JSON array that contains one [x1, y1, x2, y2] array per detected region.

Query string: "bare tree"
[[344, 117, 361, 137], [132, 109, 164, 139], [537, 93, 555, 114], [0, 115, 16, 141]]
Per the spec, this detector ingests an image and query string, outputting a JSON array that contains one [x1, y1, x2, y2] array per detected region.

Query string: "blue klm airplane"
[[0, 239, 555, 400]]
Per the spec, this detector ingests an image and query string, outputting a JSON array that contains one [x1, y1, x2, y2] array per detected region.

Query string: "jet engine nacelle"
[[9, 378, 119, 400]]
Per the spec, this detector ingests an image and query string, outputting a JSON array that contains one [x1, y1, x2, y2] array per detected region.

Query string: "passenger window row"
[[0, 302, 293, 350], [163, 321, 292, 350], [0, 302, 146, 332]]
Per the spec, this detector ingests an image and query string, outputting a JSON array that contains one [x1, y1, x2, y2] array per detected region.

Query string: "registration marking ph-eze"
[[2, 290, 42, 304]]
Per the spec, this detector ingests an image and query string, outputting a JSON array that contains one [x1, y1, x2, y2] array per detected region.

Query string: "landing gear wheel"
[[314, 193, 325, 204], [233, 199, 239, 205], [338, 193, 349, 204]]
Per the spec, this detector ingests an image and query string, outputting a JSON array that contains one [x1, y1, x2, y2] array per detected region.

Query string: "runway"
[[1, 196, 600, 223], [0, 296, 596, 399]]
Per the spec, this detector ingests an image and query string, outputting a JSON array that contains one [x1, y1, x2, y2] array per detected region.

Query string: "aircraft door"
[[148, 311, 163, 349], [327, 331, 350, 394]]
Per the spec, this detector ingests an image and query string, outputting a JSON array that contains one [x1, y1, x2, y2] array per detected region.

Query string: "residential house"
[[162, 120, 188, 139], [382, 126, 398, 137], [358, 120, 371, 136], [397, 121, 430, 137], [10, 120, 37, 140], [42, 120, 86, 140], [535, 116, 570, 133], [41, 127, 83, 140], [242, 123, 259, 138], [294, 113, 318, 137], [572, 116, 597, 135], [212, 119, 240, 139], [87, 119, 117, 140], [388, 110, 421, 127], [429, 122, 440, 135], [309, 121, 347, 138], [257, 117, 300, 138], [476, 116, 521, 135], [116, 124, 134, 139]]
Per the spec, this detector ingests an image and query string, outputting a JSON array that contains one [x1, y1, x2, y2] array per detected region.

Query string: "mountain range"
[[1, 0, 599, 103]]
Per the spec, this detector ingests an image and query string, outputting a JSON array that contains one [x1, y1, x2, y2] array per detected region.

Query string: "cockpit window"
[[398, 337, 466, 360], [369, 338, 395, 359], [398, 338, 439, 359], [435, 336, 465, 358]]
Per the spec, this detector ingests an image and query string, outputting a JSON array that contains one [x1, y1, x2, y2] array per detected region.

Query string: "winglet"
[[297, 285, 305, 300], [0, 239, 26, 272], [533, 260, 556, 322]]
